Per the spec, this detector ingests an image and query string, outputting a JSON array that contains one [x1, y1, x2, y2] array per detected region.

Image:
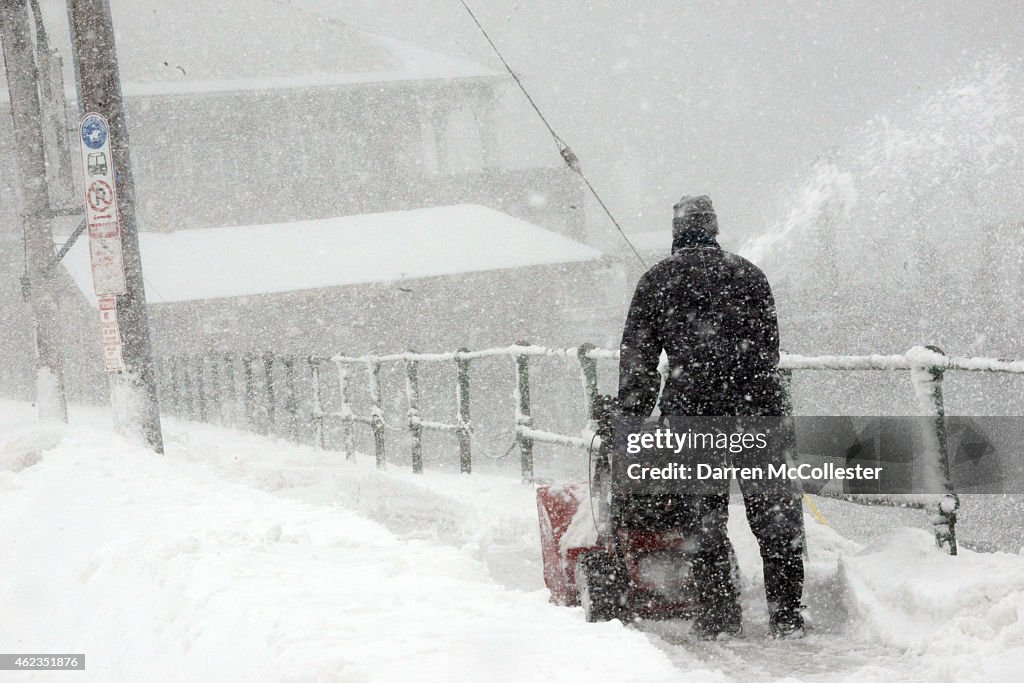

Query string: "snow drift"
[[2, 400, 1023, 681]]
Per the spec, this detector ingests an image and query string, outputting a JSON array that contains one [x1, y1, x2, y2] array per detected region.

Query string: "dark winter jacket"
[[617, 229, 783, 417]]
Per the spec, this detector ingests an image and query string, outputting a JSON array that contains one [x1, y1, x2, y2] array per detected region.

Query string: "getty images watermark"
[[610, 415, 1017, 497], [624, 426, 882, 483]]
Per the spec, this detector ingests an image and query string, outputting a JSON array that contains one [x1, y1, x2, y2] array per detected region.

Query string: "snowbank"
[[3, 399, 1024, 681], [842, 528, 1024, 680], [0, 402, 703, 682]]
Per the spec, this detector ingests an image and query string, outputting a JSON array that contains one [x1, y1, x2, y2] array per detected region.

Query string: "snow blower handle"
[[591, 394, 620, 443], [587, 394, 620, 540]]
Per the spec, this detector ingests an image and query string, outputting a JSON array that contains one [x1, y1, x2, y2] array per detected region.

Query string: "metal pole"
[[28, 0, 74, 203], [193, 354, 206, 422], [243, 353, 256, 428], [778, 363, 800, 476], [262, 351, 275, 435], [778, 361, 799, 463], [167, 355, 179, 415], [909, 345, 958, 555], [180, 355, 194, 418], [577, 343, 598, 425], [777, 356, 807, 559], [337, 363, 355, 461], [514, 340, 534, 483], [223, 352, 236, 424], [405, 355, 423, 473], [66, 0, 163, 452], [779, 366, 794, 417], [455, 347, 472, 474], [367, 359, 386, 469], [207, 353, 220, 424], [309, 356, 325, 449], [283, 355, 298, 441], [0, 0, 68, 422], [155, 355, 167, 408]]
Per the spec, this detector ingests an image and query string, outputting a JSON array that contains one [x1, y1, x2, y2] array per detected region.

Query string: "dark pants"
[[692, 487, 804, 615], [685, 419, 805, 617]]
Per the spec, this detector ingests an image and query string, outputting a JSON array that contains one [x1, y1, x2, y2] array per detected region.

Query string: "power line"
[[457, 0, 648, 269]]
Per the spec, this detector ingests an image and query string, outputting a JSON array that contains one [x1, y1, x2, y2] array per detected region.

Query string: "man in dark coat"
[[617, 194, 805, 639]]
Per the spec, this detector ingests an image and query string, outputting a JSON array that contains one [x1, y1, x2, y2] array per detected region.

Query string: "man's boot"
[[690, 601, 742, 640], [769, 603, 805, 639]]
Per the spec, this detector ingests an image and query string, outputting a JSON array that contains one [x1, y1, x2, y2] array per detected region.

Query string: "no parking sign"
[[79, 113, 127, 296]]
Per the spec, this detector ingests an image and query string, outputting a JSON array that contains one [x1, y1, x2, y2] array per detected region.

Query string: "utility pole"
[[28, 0, 75, 204], [0, 0, 68, 422], [66, 0, 163, 452]]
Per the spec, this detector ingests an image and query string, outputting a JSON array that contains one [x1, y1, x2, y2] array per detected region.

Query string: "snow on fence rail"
[[157, 344, 1024, 555]]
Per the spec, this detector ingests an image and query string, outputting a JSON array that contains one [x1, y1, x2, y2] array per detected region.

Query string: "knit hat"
[[672, 194, 719, 236]]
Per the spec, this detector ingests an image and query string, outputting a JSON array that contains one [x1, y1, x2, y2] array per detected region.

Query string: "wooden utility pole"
[[67, 0, 163, 452], [28, 0, 75, 203], [0, 0, 68, 422]]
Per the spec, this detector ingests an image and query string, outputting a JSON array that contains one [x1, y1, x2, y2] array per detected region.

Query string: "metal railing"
[[158, 343, 1024, 555]]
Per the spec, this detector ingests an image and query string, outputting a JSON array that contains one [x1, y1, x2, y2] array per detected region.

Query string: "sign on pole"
[[79, 113, 126, 296], [69, 0, 164, 452], [98, 295, 125, 373]]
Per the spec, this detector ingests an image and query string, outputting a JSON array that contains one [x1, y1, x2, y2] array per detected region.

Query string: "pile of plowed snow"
[[843, 529, 1024, 680], [0, 403, 709, 681]]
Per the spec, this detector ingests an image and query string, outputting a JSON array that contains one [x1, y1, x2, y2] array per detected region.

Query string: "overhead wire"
[[457, 0, 648, 269]]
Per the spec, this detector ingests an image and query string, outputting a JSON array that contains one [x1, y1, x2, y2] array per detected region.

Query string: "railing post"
[[456, 347, 472, 474], [263, 352, 276, 436], [181, 356, 195, 419], [577, 343, 598, 429], [223, 352, 237, 425], [168, 356, 180, 415], [309, 356, 325, 449], [514, 341, 534, 483], [336, 361, 356, 461], [779, 365, 794, 417], [207, 353, 221, 424], [405, 353, 423, 473], [195, 355, 208, 422], [367, 359, 386, 469], [778, 359, 798, 460], [909, 345, 958, 555], [243, 353, 256, 429], [283, 355, 298, 442], [153, 358, 163, 404], [777, 354, 806, 558]]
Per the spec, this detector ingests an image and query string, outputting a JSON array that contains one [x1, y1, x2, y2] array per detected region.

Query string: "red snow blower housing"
[[537, 396, 724, 622]]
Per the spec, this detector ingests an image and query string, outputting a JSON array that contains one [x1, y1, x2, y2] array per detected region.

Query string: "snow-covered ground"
[[2, 399, 1023, 681]]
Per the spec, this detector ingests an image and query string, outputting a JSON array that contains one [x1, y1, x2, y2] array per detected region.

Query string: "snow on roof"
[[27, 0, 503, 99], [59, 205, 603, 307], [117, 31, 503, 98]]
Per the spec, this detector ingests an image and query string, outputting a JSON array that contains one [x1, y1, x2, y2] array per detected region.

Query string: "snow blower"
[[537, 396, 728, 622]]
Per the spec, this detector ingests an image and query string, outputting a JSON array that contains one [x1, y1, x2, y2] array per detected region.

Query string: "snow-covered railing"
[[158, 344, 1024, 556], [322, 343, 1004, 556], [318, 343, 605, 478], [161, 352, 305, 441]]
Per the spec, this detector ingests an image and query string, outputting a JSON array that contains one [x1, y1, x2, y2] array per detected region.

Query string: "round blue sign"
[[81, 115, 107, 150]]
